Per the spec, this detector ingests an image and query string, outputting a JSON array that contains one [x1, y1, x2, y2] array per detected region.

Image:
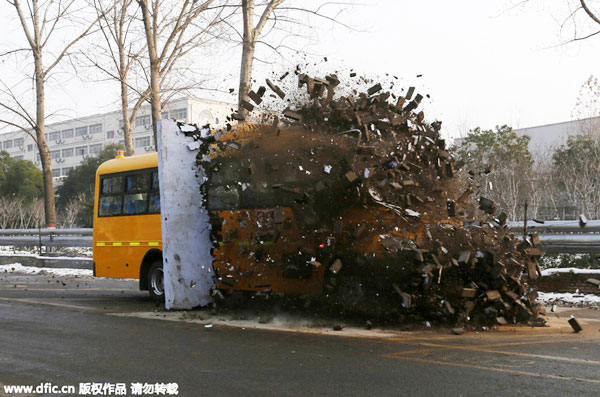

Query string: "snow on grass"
[[541, 267, 600, 276], [0, 263, 92, 277], [538, 291, 600, 305], [0, 246, 92, 258]]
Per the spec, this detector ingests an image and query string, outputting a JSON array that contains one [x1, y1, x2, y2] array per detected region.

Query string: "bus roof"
[[97, 152, 158, 175]]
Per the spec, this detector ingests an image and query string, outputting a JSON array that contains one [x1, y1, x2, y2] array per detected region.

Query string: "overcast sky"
[[1, 0, 599, 142]]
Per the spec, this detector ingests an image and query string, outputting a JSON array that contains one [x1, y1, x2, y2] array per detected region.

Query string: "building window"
[[62, 148, 74, 158], [3, 140, 13, 149], [62, 129, 74, 139], [89, 143, 102, 155], [136, 115, 151, 128], [75, 146, 88, 156], [171, 108, 187, 120], [27, 144, 33, 152], [50, 150, 60, 160], [14, 138, 24, 148], [75, 126, 88, 137], [62, 167, 72, 176], [14, 155, 23, 160], [36, 153, 41, 162], [161, 110, 169, 119], [135, 136, 151, 148], [89, 124, 102, 134], [106, 130, 115, 139], [48, 131, 60, 141], [52, 168, 60, 177]]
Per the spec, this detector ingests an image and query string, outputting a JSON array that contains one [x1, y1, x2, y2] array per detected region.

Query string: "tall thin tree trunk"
[[139, 0, 161, 146], [238, 40, 255, 116], [238, 0, 254, 117], [120, 79, 135, 155], [34, 53, 56, 227]]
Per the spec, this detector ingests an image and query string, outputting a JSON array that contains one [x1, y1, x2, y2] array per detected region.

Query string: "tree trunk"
[[34, 53, 56, 227], [139, 0, 161, 146], [148, 58, 161, 147], [120, 79, 135, 156], [238, 39, 255, 117], [238, 0, 254, 117]]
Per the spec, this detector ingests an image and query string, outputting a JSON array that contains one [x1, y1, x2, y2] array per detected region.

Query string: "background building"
[[0, 97, 235, 184], [513, 116, 600, 161]]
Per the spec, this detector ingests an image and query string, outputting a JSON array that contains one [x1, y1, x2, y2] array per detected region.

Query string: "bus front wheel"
[[147, 260, 165, 302]]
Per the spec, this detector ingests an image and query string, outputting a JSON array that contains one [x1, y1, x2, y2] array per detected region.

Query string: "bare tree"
[[237, 0, 283, 115], [82, 0, 151, 156], [57, 194, 84, 228], [235, 1, 356, 116], [0, 0, 107, 227], [137, 0, 226, 144], [572, 75, 600, 120], [574, 0, 600, 40]]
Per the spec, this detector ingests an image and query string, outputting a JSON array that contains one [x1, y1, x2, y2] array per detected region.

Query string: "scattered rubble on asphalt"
[[181, 68, 549, 327]]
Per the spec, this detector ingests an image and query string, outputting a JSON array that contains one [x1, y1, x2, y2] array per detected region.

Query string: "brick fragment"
[[266, 78, 285, 99], [248, 91, 262, 105]]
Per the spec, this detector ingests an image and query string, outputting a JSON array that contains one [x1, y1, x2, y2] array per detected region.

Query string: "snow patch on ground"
[[0, 245, 93, 259], [541, 267, 600, 276], [0, 263, 92, 277], [0, 247, 91, 261], [538, 291, 600, 306]]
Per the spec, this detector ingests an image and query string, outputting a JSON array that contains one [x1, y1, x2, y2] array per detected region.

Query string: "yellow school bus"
[[93, 151, 164, 300]]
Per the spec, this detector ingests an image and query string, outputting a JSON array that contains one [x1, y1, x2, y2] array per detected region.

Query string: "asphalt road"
[[1, 271, 600, 396]]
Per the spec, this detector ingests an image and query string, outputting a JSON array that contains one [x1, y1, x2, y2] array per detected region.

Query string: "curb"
[[0, 254, 92, 270]]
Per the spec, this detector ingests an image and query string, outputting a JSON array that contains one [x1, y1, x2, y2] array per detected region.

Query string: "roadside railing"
[[506, 221, 600, 254], [0, 228, 92, 249]]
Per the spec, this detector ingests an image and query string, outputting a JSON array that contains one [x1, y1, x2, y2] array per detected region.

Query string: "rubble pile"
[[190, 70, 545, 326]]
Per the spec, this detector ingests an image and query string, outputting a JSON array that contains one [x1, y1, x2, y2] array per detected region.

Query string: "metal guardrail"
[[0, 228, 92, 248], [506, 220, 600, 254], [1, 223, 599, 253], [506, 220, 600, 233]]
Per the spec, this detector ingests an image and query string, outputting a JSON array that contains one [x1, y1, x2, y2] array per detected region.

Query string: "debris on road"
[[568, 316, 582, 333]]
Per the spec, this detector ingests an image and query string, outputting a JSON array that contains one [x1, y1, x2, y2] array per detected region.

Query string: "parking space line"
[[384, 341, 600, 365], [383, 353, 600, 384], [478, 338, 592, 347]]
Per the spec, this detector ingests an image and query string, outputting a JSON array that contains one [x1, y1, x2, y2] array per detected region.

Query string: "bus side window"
[[102, 176, 124, 194], [151, 171, 159, 190], [99, 196, 122, 216], [123, 173, 150, 215], [99, 175, 124, 217], [148, 171, 160, 213], [149, 192, 160, 213], [124, 193, 148, 214]]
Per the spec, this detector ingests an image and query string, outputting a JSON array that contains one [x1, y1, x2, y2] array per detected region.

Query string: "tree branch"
[[580, 0, 600, 25]]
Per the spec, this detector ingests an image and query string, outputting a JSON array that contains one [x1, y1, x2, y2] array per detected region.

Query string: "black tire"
[[147, 260, 165, 302]]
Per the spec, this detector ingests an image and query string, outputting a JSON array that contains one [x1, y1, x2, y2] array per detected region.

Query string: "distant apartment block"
[[0, 97, 235, 183]]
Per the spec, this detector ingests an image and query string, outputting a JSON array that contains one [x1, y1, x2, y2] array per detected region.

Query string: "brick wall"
[[537, 272, 600, 294]]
